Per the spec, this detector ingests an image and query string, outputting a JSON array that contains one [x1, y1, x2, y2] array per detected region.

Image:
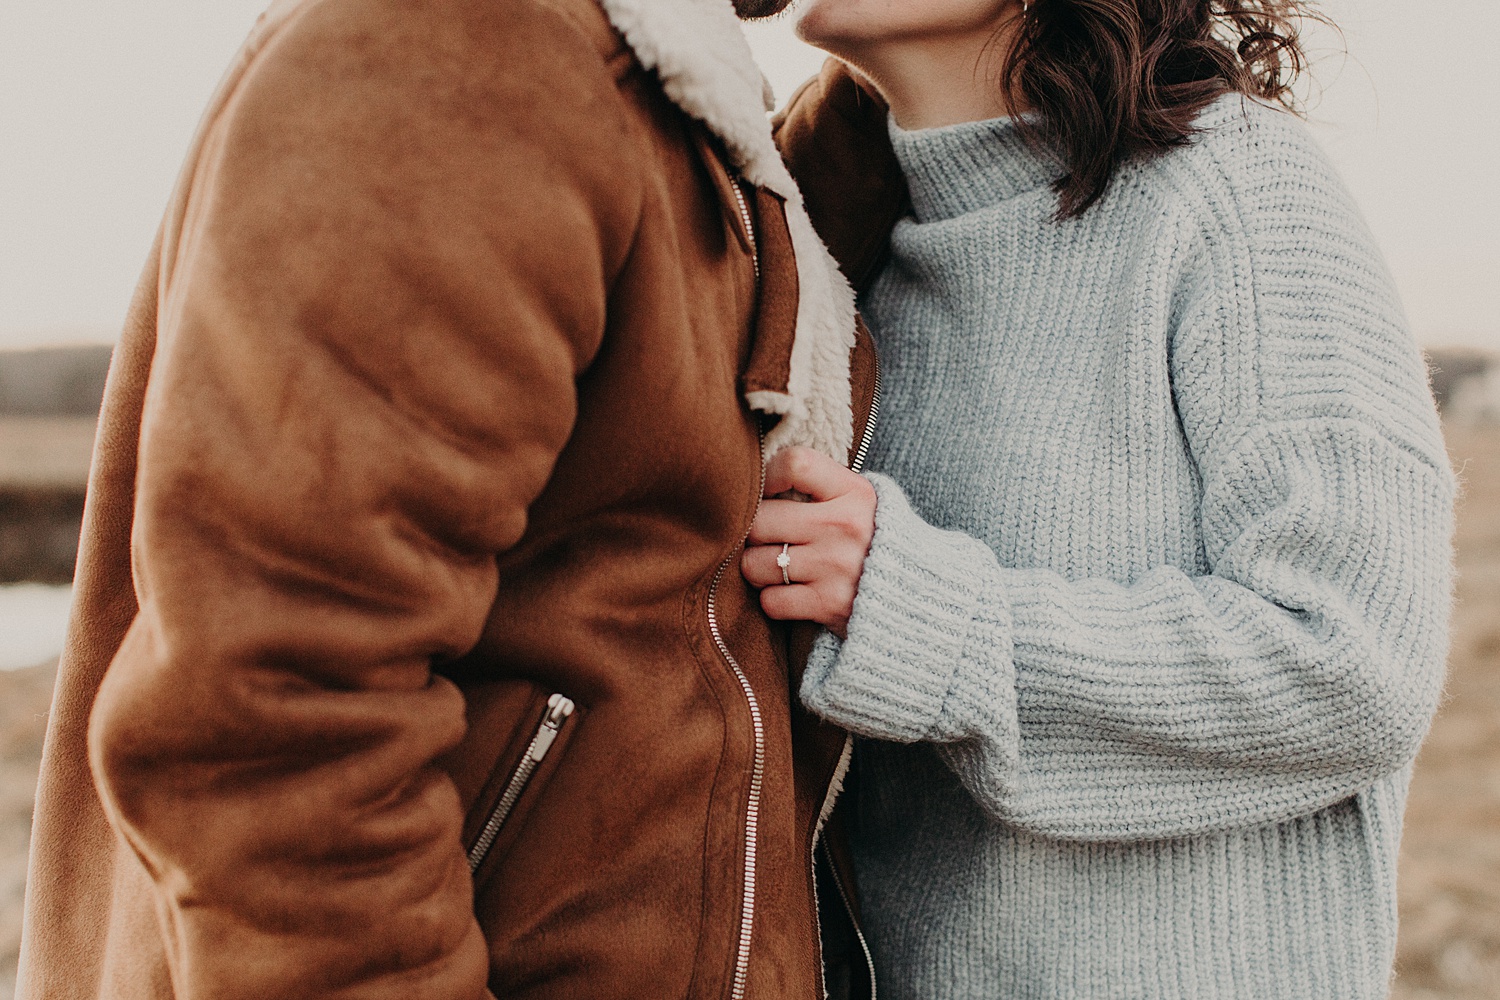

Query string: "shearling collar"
[[595, 0, 857, 462]]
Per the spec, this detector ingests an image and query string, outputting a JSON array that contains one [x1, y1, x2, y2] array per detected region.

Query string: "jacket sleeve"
[[772, 59, 908, 293], [86, 5, 642, 998], [798, 111, 1456, 842]]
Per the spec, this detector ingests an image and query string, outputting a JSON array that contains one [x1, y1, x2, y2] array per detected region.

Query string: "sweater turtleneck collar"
[[889, 114, 1062, 223]]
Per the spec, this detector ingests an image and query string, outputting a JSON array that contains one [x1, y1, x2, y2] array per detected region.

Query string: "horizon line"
[[2, 329, 1497, 355]]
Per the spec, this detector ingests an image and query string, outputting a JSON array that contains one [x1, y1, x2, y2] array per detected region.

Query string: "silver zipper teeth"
[[730, 180, 759, 280], [712, 189, 871, 996], [809, 734, 850, 1000], [467, 693, 575, 874], [707, 434, 768, 1000], [850, 358, 882, 475], [810, 354, 881, 996], [823, 840, 878, 1000]]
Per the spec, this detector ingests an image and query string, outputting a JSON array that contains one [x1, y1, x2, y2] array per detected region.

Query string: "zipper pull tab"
[[529, 694, 575, 760], [544, 692, 575, 726]]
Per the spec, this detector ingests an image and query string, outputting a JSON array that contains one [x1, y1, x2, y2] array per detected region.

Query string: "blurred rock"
[[1428, 349, 1500, 427], [0, 420, 95, 493], [0, 348, 102, 585], [0, 491, 85, 586], [0, 346, 111, 419]]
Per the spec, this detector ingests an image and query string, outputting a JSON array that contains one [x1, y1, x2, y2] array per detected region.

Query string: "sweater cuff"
[[800, 473, 1015, 743]]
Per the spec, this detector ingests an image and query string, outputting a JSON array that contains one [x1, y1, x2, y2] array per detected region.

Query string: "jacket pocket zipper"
[[467, 693, 576, 874]]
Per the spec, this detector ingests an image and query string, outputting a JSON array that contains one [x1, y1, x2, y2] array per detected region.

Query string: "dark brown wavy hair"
[[1003, 0, 1327, 217]]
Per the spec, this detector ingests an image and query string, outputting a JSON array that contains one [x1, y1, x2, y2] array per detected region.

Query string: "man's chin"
[[732, 0, 793, 20]]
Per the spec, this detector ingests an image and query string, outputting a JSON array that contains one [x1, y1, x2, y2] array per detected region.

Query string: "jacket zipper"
[[720, 174, 880, 999], [706, 171, 764, 1000], [820, 840, 878, 1000], [730, 180, 759, 280], [710, 407, 882, 1000], [707, 432, 767, 1000], [850, 355, 881, 475], [813, 354, 881, 998], [467, 693, 576, 874]]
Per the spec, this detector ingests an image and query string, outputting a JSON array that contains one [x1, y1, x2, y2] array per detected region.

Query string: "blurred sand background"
[[1397, 424, 1500, 999], [0, 352, 1497, 997]]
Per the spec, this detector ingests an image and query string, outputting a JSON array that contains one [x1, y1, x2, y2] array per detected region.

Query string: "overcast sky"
[[2, 1, 1496, 351]]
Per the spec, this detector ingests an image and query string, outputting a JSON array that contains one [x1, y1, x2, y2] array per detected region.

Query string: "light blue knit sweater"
[[802, 96, 1455, 999]]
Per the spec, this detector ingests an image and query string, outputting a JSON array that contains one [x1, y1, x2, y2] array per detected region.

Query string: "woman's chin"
[[794, 0, 862, 53], [794, 0, 924, 55]]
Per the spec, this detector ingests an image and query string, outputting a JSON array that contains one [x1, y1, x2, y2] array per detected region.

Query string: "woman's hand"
[[741, 446, 877, 639]]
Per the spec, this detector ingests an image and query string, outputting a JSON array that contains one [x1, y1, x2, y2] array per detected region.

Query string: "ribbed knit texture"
[[801, 97, 1455, 999]]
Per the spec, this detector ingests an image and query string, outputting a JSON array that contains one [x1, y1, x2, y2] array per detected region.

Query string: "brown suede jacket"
[[17, 1, 903, 998]]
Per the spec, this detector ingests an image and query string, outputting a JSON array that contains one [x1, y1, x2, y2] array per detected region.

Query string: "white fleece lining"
[[595, 0, 857, 462], [813, 732, 854, 844]]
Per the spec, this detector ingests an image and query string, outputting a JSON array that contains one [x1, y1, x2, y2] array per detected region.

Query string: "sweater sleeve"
[[800, 105, 1456, 842], [86, 6, 640, 997]]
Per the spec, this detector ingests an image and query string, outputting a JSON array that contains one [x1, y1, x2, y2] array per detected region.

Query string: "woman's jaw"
[[796, 0, 1025, 130]]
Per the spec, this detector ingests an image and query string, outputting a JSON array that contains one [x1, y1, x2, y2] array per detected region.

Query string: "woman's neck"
[[837, 21, 1025, 131]]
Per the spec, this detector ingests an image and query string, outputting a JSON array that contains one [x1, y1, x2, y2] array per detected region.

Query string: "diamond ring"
[[776, 543, 791, 586]]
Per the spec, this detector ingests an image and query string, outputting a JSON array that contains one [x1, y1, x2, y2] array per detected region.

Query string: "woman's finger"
[[758, 582, 825, 624], [741, 543, 793, 588], [741, 542, 826, 588], [763, 446, 861, 503], [747, 498, 821, 546]]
